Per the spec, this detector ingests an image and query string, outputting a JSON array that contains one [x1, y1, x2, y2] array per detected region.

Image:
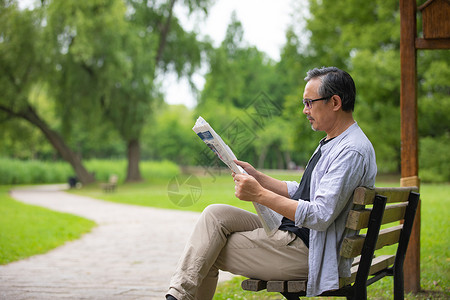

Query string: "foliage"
[[0, 0, 42, 110], [0, 186, 96, 264], [1, 0, 448, 183], [0, 0, 214, 182], [419, 136, 450, 183], [142, 103, 200, 165], [196, 14, 300, 169], [299, 0, 449, 175], [0, 158, 72, 185], [0, 158, 179, 185]]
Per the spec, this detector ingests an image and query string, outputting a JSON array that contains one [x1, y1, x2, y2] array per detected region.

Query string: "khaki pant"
[[167, 204, 309, 300]]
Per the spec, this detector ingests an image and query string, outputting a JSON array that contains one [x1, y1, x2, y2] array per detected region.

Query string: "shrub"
[[419, 136, 450, 183], [0, 158, 179, 185]]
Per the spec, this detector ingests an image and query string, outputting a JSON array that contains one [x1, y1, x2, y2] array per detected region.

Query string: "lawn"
[[70, 171, 449, 299], [70, 169, 300, 214], [0, 186, 96, 265], [1, 170, 448, 299]]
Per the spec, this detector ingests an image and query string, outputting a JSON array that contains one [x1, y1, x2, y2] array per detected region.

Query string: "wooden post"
[[399, 0, 420, 293]]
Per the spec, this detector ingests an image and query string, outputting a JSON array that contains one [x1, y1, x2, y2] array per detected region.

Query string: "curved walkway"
[[0, 185, 233, 299]]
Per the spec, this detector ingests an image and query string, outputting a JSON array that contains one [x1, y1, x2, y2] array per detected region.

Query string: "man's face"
[[302, 78, 334, 132]]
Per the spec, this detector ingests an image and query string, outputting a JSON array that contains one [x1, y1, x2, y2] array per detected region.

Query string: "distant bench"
[[241, 186, 420, 300], [101, 174, 118, 192]]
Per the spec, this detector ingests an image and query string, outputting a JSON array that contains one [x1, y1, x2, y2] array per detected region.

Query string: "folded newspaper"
[[192, 116, 283, 236]]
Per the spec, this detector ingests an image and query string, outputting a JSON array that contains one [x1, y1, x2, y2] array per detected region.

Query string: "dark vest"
[[278, 138, 333, 247]]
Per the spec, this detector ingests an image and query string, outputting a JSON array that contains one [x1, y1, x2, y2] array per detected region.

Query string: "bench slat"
[[339, 254, 396, 287], [267, 281, 287, 292], [243, 255, 395, 293], [340, 225, 403, 258], [353, 187, 417, 205], [241, 187, 419, 299], [353, 187, 376, 205], [351, 255, 362, 266], [375, 187, 418, 203], [241, 279, 266, 291], [346, 202, 408, 230], [288, 280, 307, 292]]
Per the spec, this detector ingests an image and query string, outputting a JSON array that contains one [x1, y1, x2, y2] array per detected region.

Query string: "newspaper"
[[192, 116, 283, 236]]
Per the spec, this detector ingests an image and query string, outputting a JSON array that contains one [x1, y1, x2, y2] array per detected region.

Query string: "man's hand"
[[234, 160, 259, 178], [232, 159, 290, 198], [233, 173, 264, 202], [233, 171, 298, 221]]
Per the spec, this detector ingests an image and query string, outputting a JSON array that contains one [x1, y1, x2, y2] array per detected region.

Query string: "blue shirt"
[[285, 123, 377, 296]]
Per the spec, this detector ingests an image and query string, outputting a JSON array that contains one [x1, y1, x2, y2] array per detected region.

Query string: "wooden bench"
[[101, 174, 118, 192], [241, 186, 420, 300]]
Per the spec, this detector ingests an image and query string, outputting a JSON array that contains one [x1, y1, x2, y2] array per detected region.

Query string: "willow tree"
[[44, 0, 213, 181], [110, 0, 212, 181], [0, 0, 99, 184], [0, 0, 213, 183]]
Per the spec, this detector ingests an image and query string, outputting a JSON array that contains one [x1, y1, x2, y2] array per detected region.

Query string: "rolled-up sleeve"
[[284, 181, 299, 198]]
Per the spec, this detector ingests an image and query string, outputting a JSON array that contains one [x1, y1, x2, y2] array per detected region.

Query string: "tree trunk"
[[276, 148, 284, 169], [7, 105, 96, 185], [126, 138, 143, 182], [257, 147, 268, 169], [284, 151, 292, 169], [155, 0, 177, 65]]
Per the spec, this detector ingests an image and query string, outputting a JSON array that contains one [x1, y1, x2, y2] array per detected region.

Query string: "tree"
[[197, 13, 296, 168], [141, 103, 199, 165], [107, 0, 212, 181], [1, 0, 214, 183], [275, 26, 324, 168], [300, 0, 404, 172], [289, 0, 450, 174], [44, 0, 213, 181], [0, 0, 97, 184]]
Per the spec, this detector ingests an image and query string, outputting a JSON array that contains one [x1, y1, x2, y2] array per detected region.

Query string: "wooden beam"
[[399, 0, 421, 293], [416, 38, 450, 49], [400, 0, 419, 179]]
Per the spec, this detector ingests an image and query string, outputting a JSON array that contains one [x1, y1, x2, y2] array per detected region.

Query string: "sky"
[[165, 0, 295, 108]]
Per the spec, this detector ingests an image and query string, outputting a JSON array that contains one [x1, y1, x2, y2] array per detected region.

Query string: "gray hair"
[[305, 67, 356, 112]]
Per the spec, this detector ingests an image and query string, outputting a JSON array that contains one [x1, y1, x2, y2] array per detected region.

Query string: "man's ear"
[[331, 95, 342, 111]]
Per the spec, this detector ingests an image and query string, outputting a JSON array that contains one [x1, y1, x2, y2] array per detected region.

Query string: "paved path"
[[0, 185, 233, 299]]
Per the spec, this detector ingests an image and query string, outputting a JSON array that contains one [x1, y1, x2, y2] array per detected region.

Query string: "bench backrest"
[[339, 187, 420, 296], [109, 174, 118, 184], [241, 186, 420, 298]]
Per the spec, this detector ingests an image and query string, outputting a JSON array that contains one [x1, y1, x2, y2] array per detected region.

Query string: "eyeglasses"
[[302, 96, 330, 109]]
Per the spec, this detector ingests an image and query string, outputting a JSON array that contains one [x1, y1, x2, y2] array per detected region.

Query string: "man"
[[166, 67, 377, 299]]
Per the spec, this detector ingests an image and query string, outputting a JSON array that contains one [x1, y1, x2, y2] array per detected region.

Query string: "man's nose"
[[302, 105, 309, 115]]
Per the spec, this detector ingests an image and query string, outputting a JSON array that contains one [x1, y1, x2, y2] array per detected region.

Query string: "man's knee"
[[202, 204, 230, 217], [200, 204, 233, 226]]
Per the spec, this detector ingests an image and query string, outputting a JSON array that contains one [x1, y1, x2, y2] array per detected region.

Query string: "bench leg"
[[281, 292, 301, 300], [393, 270, 404, 300]]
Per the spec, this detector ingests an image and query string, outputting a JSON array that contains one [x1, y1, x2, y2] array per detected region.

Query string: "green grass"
[[71, 169, 300, 213], [1, 170, 448, 299], [72, 172, 449, 299], [0, 186, 96, 265]]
